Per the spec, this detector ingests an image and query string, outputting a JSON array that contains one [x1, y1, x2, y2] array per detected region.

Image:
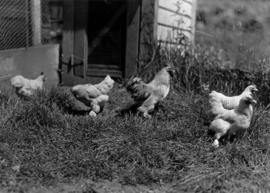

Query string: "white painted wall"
[[157, 0, 197, 45]]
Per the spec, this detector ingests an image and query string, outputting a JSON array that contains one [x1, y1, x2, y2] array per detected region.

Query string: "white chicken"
[[126, 65, 174, 118], [209, 95, 257, 148], [10, 72, 46, 97], [209, 85, 258, 116], [71, 75, 114, 117]]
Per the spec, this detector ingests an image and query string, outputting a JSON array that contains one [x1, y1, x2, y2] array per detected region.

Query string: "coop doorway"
[[87, 0, 126, 79]]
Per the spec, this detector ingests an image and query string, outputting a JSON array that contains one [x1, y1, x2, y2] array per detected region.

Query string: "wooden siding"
[[157, 0, 196, 45]]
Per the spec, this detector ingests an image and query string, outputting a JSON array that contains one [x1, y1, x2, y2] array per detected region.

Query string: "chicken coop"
[[0, 0, 196, 86], [0, 0, 62, 86], [61, 0, 197, 85]]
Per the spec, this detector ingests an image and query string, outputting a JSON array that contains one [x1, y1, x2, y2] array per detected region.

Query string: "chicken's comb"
[[165, 61, 175, 69]]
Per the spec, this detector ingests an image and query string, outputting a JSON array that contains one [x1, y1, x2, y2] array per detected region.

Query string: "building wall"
[[0, 44, 59, 87], [61, 0, 198, 83], [157, 0, 197, 45]]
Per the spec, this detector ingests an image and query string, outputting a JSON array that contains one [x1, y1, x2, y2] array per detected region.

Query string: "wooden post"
[[62, 0, 74, 75], [25, 0, 30, 48], [139, 0, 158, 64], [73, 0, 88, 78], [191, 0, 197, 44], [125, 0, 141, 78], [83, 29, 88, 78], [31, 0, 42, 45], [62, 0, 88, 78]]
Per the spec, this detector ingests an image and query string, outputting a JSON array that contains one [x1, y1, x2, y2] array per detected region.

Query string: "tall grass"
[[1, 45, 270, 192]]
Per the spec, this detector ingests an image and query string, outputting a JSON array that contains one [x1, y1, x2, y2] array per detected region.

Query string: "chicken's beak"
[[249, 98, 257, 105], [252, 87, 258, 93], [168, 68, 176, 78]]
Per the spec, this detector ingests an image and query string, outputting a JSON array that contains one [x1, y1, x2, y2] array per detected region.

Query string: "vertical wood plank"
[[31, 0, 41, 45], [62, 0, 74, 75], [25, 0, 30, 48], [83, 30, 88, 78], [73, 0, 88, 78], [125, 0, 141, 77], [139, 0, 158, 64]]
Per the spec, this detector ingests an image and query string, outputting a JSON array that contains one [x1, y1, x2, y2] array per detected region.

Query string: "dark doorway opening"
[[87, 0, 127, 79]]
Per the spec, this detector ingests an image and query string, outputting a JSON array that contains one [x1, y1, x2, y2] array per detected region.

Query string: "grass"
[[1, 45, 270, 192], [0, 1, 269, 192], [196, 0, 270, 71]]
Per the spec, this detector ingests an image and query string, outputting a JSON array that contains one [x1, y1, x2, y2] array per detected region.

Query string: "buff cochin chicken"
[[71, 75, 114, 117], [126, 65, 174, 118], [10, 72, 46, 97], [209, 85, 258, 116], [209, 95, 257, 148]]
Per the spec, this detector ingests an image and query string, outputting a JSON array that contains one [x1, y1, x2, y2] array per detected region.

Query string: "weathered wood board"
[[157, 0, 196, 44]]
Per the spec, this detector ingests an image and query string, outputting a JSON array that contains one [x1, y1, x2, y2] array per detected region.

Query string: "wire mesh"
[[0, 0, 63, 51], [0, 0, 31, 50]]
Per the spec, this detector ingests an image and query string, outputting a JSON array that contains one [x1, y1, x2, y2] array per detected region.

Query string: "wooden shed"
[[61, 0, 196, 84]]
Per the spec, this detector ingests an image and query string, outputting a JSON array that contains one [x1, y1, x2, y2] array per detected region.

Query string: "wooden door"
[[62, 0, 141, 84]]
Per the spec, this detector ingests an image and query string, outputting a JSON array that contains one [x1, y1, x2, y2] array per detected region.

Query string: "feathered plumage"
[[209, 85, 258, 116], [71, 75, 114, 117], [126, 66, 174, 118], [10, 72, 46, 97], [209, 95, 257, 148]]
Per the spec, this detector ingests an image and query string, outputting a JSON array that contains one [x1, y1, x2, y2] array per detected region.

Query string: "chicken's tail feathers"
[[209, 91, 224, 115], [126, 77, 150, 101], [10, 77, 24, 88], [126, 77, 143, 88]]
